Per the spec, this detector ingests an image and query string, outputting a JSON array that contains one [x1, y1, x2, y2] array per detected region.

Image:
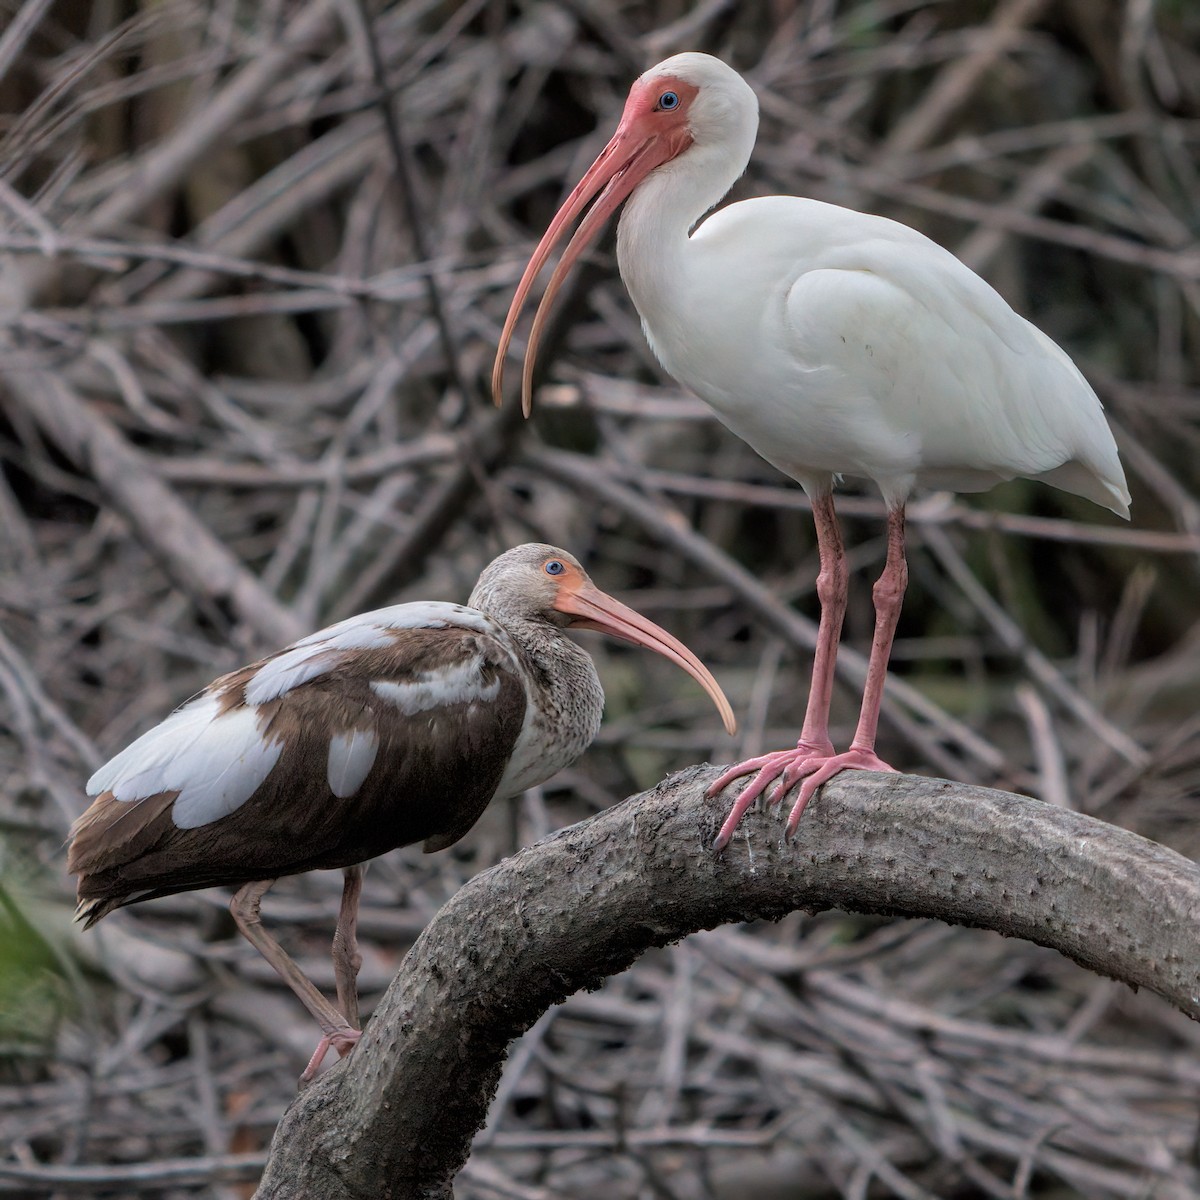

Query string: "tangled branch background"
[[2, 1, 1200, 1196]]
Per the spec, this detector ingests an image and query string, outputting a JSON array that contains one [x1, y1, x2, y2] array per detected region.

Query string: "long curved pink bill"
[[556, 581, 737, 736], [492, 128, 668, 417], [519, 143, 665, 417]]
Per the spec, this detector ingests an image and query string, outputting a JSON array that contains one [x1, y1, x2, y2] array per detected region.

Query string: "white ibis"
[[69, 544, 734, 1080], [493, 54, 1130, 850]]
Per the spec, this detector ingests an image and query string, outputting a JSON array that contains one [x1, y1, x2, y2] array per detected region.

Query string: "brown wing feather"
[[69, 626, 527, 921]]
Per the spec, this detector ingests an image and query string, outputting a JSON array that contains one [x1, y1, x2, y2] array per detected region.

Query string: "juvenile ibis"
[[493, 53, 1130, 850], [69, 544, 734, 1079]]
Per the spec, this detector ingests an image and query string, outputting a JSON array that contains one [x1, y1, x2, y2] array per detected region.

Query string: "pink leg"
[[331, 863, 365, 1029], [231, 880, 361, 1087], [712, 504, 906, 849], [709, 492, 847, 848], [775, 505, 907, 837]]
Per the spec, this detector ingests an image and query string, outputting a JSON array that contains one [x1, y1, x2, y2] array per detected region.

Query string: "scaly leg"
[[775, 505, 906, 836], [712, 503, 905, 849], [710, 491, 848, 848], [331, 863, 365, 1029], [230, 880, 361, 1085]]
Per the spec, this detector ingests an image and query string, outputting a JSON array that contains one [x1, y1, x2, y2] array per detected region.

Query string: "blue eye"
[[545, 560, 565, 576], [658, 91, 679, 111]]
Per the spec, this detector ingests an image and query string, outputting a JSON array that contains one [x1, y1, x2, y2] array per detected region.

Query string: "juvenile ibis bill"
[[493, 53, 1129, 850], [69, 544, 734, 1079]]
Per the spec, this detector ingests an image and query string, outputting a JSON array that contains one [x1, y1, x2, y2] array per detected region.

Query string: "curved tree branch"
[[253, 767, 1200, 1199]]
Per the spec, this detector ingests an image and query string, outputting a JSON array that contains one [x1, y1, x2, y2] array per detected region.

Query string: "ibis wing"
[[778, 220, 1128, 513], [70, 610, 528, 920], [681, 197, 1127, 514]]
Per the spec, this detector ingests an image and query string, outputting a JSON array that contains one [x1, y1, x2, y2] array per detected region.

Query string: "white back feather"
[[87, 694, 222, 797], [245, 601, 494, 705], [370, 660, 503, 716], [88, 694, 284, 830], [327, 729, 379, 798]]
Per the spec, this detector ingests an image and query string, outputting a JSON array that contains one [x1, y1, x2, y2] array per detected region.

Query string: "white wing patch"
[[363, 600, 495, 634], [245, 648, 343, 706], [371, 659, 502, 716], [244, 602, 496, 705], [170, 709, 283, 828], [88, 694, 283, 830], [86, 601, 507, 830], [327, 729, 379, 798], [87, 693, 220, 798]]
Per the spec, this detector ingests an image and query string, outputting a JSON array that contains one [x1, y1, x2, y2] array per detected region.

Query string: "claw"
[[713, 744, 897, 850], [711, 741, 833, 850], [299, 1026, 362, 1087]]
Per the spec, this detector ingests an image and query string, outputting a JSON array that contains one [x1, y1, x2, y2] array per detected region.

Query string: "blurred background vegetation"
[[1, 0, 1199, 1196]]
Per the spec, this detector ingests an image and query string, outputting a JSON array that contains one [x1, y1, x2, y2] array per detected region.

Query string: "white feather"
[[168, 706, 283, 828], [245, 602, 497, 705], [88, 693, 221, 797], [327, 729, 378, 798], [244, 647, 341, 706], [88, 694, 283, 829], [370, 659, 502, 716]]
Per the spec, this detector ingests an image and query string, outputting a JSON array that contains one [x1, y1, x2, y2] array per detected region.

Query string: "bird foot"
[[298, 1025, 362, 1087], [708, 741, 834, 850], [777, 747, 897, 839], [710, 744, 895, 850]]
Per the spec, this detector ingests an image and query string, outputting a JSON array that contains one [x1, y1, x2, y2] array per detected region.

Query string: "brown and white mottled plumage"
[[69, 544, 734, 1080]]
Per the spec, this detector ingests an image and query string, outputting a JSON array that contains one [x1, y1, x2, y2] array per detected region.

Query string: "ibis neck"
[[508, 616, 602, 720], [615, 137, 751, 323], [482, 608, 605, 797]]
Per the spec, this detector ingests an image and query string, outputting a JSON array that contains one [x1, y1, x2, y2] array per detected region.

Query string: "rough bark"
[[253, 767, 1200, 1199]]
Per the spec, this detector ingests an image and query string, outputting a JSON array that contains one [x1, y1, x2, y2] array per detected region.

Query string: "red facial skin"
[[493, 76, 699, 415]]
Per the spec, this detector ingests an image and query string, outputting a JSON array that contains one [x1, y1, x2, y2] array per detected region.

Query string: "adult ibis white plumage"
[[493, 54, 1129, 850], [69, 544, 734, 1080]]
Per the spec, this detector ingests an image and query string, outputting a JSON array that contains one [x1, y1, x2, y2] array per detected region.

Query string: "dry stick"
[[526, 445, 1009, 778], [3, 369, 304, 648], [628, 465, 1200, 555], [77, 0, 338, 245], [254, 768, 1200, 1200], [0, 1152, 267, 1192], [458, 1160, 559, 1200], [350, 399, 528, 613], [0, 230, 406, 301], [799, 152, 1200, 284], [1015, 684, 1073, 811], [152, 434, 456, 487], [125, 113, 386, 305], [956, 142, 1094, 272], [809, 966, 1200, 1076], [921, 524, 1147, 767], [1111, 420, 1200, 537], [0, 178, 60, 256], [0, 0, 57, 89], [878, 0, 1048, 160], [348, 0, 472, 410], [0, 626, 99, 770], [891, 110, 1167, 180]]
